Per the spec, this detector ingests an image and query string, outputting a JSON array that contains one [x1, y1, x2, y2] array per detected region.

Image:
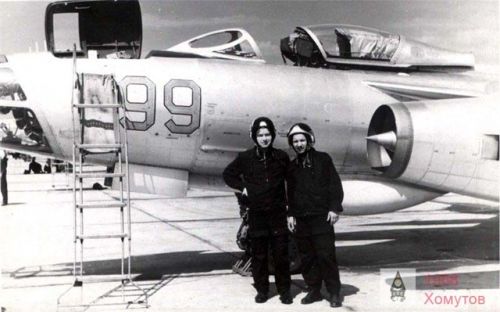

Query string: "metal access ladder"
[[57, 48, 148, 310]]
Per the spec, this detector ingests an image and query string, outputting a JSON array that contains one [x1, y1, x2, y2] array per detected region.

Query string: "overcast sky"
[[0, 0, 498, 71]]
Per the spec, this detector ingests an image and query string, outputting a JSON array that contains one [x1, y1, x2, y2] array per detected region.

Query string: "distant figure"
[[1, 151, 8, 205], [28, 157, 42, 174], [44, 159, 52, 174]]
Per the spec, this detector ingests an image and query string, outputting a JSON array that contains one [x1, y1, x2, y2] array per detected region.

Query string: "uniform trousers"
[[294, 215, 341, 295], [251, 234, 290, 294]]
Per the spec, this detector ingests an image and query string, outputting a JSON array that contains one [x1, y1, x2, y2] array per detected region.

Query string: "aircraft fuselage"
[[2, 53, 495, 177]]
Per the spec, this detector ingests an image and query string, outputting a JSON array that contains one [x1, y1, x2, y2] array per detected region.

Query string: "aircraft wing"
[[363, 81, 485, 102]]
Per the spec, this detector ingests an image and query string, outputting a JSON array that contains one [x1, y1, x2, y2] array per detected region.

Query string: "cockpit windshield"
[[165, 29, 265, 63], [190, 31, 240, 48], [189, 30, 259, 58]]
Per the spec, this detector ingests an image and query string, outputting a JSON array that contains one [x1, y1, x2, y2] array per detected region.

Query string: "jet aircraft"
[[0, 0, 498, 216]]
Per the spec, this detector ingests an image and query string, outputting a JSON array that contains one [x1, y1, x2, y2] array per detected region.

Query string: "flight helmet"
[[249, 117, 276, 144], [287, 123, 315, 146]]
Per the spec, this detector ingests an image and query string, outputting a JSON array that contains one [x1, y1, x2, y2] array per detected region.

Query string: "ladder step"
[[76, 172, 125, 179], [76, 202, 126, 209], [74, 277, 132, 284], [74, 103, 122, 109], [76, 143, 122, 149], [76, 234, 128, 240]]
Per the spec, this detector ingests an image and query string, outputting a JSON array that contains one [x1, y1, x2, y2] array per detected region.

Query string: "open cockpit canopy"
[[45, 0, 142, 59], [281, 24, 474, 70], [148, 28, 265, 63]]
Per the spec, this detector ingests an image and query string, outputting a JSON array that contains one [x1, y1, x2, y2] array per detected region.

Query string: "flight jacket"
[[223, 146, 289, 212], [287, 148, 344, 217]]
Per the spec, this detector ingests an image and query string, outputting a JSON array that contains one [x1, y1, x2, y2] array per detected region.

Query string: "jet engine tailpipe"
[[366, 104, 413, 178], [366, 96, 499, 201]]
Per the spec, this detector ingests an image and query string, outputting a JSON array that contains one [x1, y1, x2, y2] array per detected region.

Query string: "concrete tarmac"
[[0, 172, 498, 311]]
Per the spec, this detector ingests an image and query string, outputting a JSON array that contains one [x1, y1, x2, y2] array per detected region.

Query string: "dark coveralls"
[[29, 160, 42, 174], [223, 147, 291, 295], [1, 155, 7, 205], [287, 148, 343, 296]]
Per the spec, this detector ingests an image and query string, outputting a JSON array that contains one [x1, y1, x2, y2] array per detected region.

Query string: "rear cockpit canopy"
[[281, 24, 474, 70], [312, 25, 399, 60], [45, 0, 142, 59], [155, 28, 265, 63]]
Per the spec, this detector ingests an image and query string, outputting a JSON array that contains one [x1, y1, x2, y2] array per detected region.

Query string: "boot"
[[301, 290, 322, 304], [254, 292, 268, 303], [279, 291, 293, 304], [330, 292, 342, 308]]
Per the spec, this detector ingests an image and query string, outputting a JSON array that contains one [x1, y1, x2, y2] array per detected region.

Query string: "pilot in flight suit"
[[286, 123, 343, 308], [223, 117, 292, 304]]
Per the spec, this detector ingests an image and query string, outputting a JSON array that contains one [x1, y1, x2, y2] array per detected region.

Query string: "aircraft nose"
[[0, 67, 52, 154]]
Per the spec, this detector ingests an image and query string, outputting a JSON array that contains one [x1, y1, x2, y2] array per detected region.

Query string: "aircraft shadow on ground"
[[7, 203, 497, 292], [286, 279, 359, 299], [337, 203, 498, 270], [8, 250, 237, 280]]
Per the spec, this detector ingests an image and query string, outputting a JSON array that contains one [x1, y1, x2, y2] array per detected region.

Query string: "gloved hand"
[[287, 216, 296, 232], [326, 211, 339, 226], [240, 206, 248, 218]]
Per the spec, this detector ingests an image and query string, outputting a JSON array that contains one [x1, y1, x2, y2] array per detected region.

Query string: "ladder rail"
[[70, 45, 78, 284], [121, 97, 133, 282], [119, 148, 125, 281]]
